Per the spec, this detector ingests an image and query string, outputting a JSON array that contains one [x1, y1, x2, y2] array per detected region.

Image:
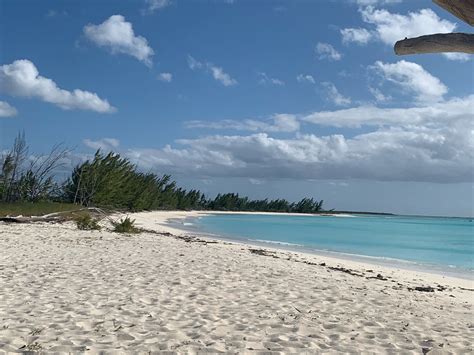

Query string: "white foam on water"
[[252, 239, 303, 247]]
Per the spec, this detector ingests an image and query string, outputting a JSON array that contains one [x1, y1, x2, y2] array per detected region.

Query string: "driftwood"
[[0, 216, 65, 223], [0, 207, 108, 224], [433, 0, 474, 26], [395, 33, 474, 55]]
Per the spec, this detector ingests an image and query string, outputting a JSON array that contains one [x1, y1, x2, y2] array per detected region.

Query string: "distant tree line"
[[1, 133, 325, 213]]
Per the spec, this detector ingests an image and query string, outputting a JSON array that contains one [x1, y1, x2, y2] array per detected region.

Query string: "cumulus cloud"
[[340, 28, 372, 45], [185, 114, 300, 133], [84, 15, 154, 66], [315, 42, 342, 61], [124, 117, 473, 183], [296, 74, 315, 84], [143, 0, 171, 14], [83, 138, 120, 151], [0, 101, 18, 117], [360, 7, 455, 45], [188, 55, 237, 86], [0, 59, 115, 113], [101, 94, 473, 183], [157, 72, 172, 82], [258, 72, 285, 86], [372, 60, 447, 104], [321, 82, 351, 106]]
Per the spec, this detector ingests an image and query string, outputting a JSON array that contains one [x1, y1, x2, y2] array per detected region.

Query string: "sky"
[[0, 0, 473, 217]]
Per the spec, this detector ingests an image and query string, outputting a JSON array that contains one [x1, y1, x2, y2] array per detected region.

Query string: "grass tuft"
[[112, 217, 140, 234], [75, 213, 101, 231]]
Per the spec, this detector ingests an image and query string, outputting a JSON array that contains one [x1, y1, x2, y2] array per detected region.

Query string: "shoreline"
[[1, 212, 473, 352], [130, 210, 474, 292]]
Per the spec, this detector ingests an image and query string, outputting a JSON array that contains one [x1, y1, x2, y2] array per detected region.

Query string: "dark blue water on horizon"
[[183, 214, 473, 275]]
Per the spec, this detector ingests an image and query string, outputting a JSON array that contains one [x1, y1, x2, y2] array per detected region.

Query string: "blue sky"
[[1, 0, 473, 216]]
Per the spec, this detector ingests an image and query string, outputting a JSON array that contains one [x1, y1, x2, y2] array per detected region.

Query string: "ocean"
[[180, 213, 474, 277]]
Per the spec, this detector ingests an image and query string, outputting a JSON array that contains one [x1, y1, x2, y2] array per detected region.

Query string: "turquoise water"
[[189, 214, 474, 274]]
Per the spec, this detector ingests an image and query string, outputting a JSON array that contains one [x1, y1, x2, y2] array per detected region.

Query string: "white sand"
[[0, 211, 473, 353]]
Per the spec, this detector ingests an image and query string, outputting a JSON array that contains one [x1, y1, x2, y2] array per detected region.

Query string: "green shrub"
[[75, 213, 101, 231], [112, 216, 140, 234]]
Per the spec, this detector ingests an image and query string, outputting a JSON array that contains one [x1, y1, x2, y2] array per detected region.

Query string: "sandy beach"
[[0, 211, 473, 353]]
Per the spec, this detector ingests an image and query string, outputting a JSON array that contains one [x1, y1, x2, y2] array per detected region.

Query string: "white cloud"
[[107, 95, 473, 183], [296, 74, 315, 84], [0, 101, 17, 117], [83, 138, 120, 151], [303, 95, 473, 127], [185, 113, 299, 133], [0, 59, 115, 113], [321, 82, 351, 106], [188, 55, 237, 86], [258, 72, 285, 86], [84, 15, 154, 66], [143, 0, 171, 14], [373, 60, 447, 104], [340, 28, 372, 45], [157, 72, 173, 82], [368, 86, 391, 102], [360, 7, 456, 45], [209, 65, 237, 86], [187, 55, 203, 70], [315, 42, 342, 61], [443, 53, 471, 62], [125, 117, 473, 183]]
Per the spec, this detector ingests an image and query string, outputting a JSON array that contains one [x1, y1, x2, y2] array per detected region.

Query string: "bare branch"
[[395, 33, 474, 55]]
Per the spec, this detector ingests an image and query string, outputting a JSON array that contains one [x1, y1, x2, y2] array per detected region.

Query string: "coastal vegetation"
[[1, 133, 326, 216], [74, 213, 102, 231], [112, 217, 140, 234]]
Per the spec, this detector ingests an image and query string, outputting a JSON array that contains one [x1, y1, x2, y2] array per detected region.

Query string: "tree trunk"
[[433, 0, 474, 26]]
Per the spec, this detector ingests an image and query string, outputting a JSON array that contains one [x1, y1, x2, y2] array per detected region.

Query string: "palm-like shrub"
[[112, 217, 140, 234]]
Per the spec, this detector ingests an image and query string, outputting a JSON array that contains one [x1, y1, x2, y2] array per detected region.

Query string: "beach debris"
[[409, 286, 435, 293], [248, 248, 279, 258], [366, 273, 388, 281], [407, 284, 450, 293], [327, 266, 364, 277]]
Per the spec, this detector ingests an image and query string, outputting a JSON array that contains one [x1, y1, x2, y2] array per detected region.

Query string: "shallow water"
[[188, 214, 474, 275]]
